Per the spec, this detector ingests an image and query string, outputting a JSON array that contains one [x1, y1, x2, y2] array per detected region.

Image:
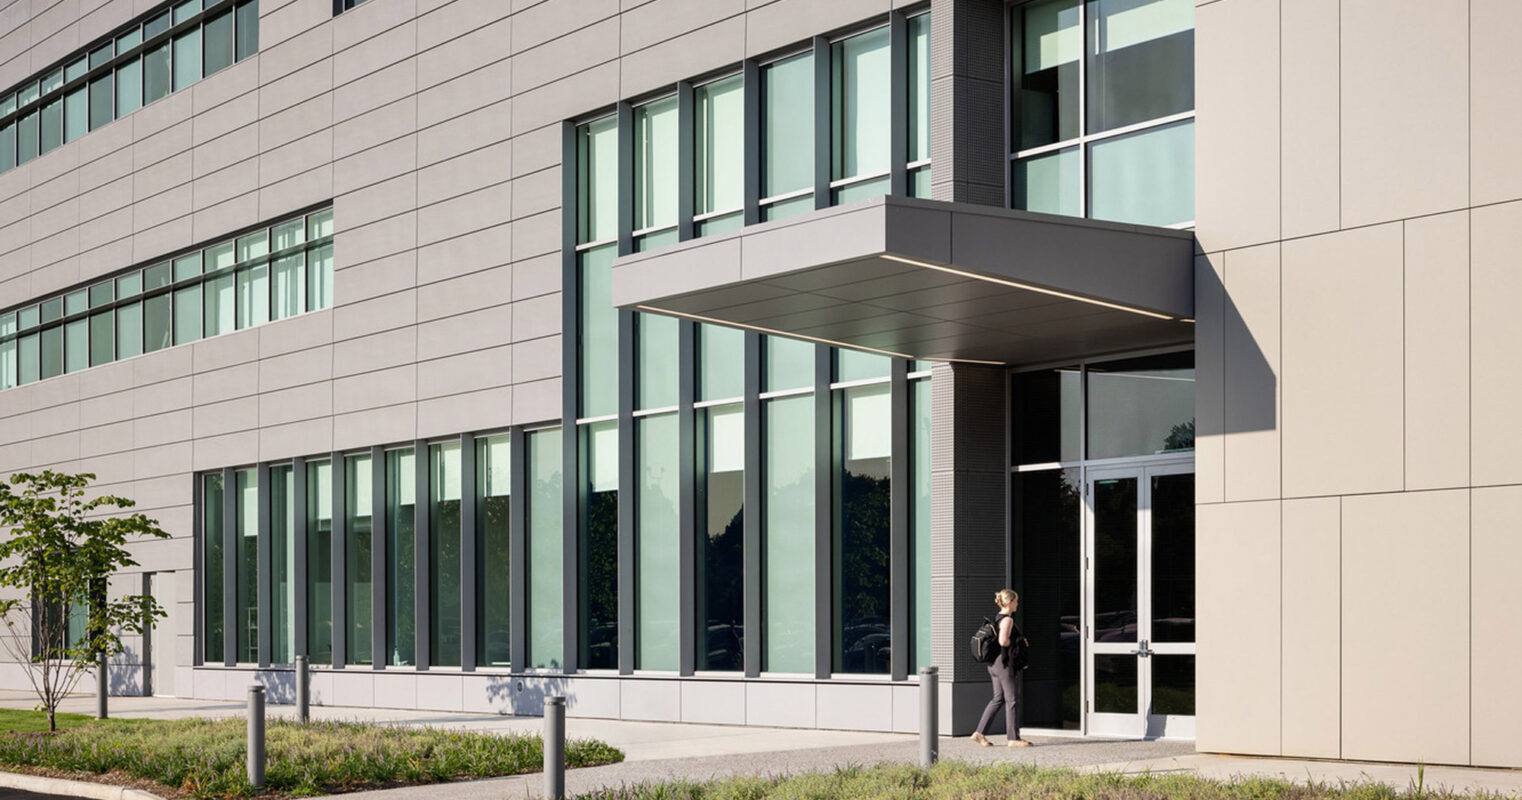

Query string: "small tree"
[[0, 471, 170, 731]]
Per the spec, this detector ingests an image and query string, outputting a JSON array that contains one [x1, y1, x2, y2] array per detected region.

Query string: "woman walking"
[[971, 589, 1030, 747]]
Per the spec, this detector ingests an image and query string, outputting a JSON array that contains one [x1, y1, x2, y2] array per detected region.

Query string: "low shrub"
[[0, 716, 622, 798]]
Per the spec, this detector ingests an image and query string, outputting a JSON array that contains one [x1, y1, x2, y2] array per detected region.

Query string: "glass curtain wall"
[[307, 460, 333, 664], [345, 454, 373, 665], [580, 421, 618, 669], [202, 473, 224, 663], [694, 75, 744, 236], [386, 448, 416, 667], [429, 442, 462, 667], [527, 428, 564, 669], [1010, 0, 1194, 225], [477, 435, 511, 668], [235, 469, 257, 663], [271, 465, 295, 664]]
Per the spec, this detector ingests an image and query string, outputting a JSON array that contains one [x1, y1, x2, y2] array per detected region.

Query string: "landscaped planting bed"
[[573, 761, 1511, 800], [0, 712, 622, 798]]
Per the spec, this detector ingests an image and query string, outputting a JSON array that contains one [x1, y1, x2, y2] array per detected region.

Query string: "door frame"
[[1080, 456, 1194, 738]]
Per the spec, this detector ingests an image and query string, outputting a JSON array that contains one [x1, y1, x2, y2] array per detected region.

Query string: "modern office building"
[[0, 0, 1516, 768]]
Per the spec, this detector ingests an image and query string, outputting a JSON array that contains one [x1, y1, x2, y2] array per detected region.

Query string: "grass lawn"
[[572, 762, 1512, 800], [0, 708, 95, 733], [0, 713, 622, 798]]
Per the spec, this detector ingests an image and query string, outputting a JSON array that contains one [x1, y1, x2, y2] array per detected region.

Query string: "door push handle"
[[1128, 640, 1152, 658]]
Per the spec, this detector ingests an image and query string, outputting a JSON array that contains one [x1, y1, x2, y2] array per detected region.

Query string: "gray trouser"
[[974, 656, 1020, 739]]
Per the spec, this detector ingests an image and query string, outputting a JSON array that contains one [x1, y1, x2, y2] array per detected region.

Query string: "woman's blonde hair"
[[994, 589, 1018, 608]]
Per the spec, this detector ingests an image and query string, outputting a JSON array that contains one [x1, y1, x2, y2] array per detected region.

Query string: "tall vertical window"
[[910, 376, 932, 671], [694, 75, 744, 236], [202, 473, 224, 663], [763, 394, 814, 673], [635, 412, 679, 670], [307, 460, 333, 665], [235, 469, 257, 664], [637, 314, 679, 411], [698, 325, 744, 402], [907, 12, 932, 196], [833, 383, 891, 674], [271, 465, 295, 664], [1010, 0, 1194, 226], [429, 442, 463, 668], [345, 454, 373, 665], [633, 96, 679, 251], [386, 448, 416, 667], [577, 114, 619, 420], [172, 28, 202, 91], [698, 404, 744, 671], [831, 27, 891, 203], [761, 52, 815, 221], [527, 428, 564, 669], [580, 421, 618, 669], [477, 435, 511, 668]]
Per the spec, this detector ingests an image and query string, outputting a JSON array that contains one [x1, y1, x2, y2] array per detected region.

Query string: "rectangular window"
[[0, 338, 14, 390], [345, 454, 373, 665], [698, 405, 744, 671], [831, 27, 891, 186], [429, 442, 462, 668], [144, 292, 172, 353], [18, 334, 39, 384], [698, 324, 744, 402], [235, 1, 260, 62], [89, 74, 113, 130], [526, 428, 563, 669], [764, 335, 814, 392], [633, 96, 678, 238], [89, 310, 114, 366], [836, 349, 891, 383], [581, 420, 618, 669], [578, 244, 618, 418], [1014, 0, 1080, 150], [307, 243, 333, 311], [40, 325, 62, 379], [144, 42, 171, 105], [761, 53, 814, 206], [695, 75, 743, 225], [1014, 146, 1081, 217], [203, 10, 235, 76], [271, 464, 295, 664], [116, 301, 142, 359], [64, 319, 87, 373], [907, 13, 931, 190], [173, 29, 203, 91], [307, 460, 334, 665], [271, 252, 304, 320], [1014, 467, 1081, 728], [16, 112, 38, 164], [173, 285, 202, 345], [635, 413, 679, 670], [116, 57, 143, 117], [236, 262, 269, 328], [477, 435, 511, 668], [1089, 119, 1194, 226], [40, 100, 61, 154], [203, 472, 225, 663], [576, 116, 618, 245], [636, 312, 678, 410], [833, 383, 891, 674], [235, 468, 257, 663], [64, 87, 87, 143], [204, 273, 235, 336], [1, 123, 14, 172], [763, 394, 814, 672], [910, 378, 931, 671], [386, 448, 417, 667], [1086, 0, 1194, 134]]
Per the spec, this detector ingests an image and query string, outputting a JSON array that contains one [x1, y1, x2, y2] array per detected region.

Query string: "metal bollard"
[[96, 652, 108, 720], [247, 685, 266, 789], [919, 666, 938, 767], [295, 655, 309, 723], [543, 696, 565, 800]]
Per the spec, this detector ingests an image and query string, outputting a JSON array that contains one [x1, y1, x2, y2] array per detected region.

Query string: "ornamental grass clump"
[[574, 762, 1509, 800], [0, 716, 622, 798]]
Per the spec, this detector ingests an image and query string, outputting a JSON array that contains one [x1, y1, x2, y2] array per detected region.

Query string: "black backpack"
[[970, 615, 1031, 670]]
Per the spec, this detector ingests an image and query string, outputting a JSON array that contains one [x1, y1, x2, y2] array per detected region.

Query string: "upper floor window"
[[1009, 0, 1194, 227], [336, 0, 370, 12], [0, 0, 259, 176]]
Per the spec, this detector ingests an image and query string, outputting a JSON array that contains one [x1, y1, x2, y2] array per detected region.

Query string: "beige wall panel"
[[1196, 500, 1280, 756], [1195, 0, 1279, 252], [1471, 0, 1522, 206], [1403, 212, 1469, 491], [1339, 0, 1468, 228], [1280, 496, 1339, 759], [1281, 224, 1402, 498], [1470, 200, 1522, 487], [1222, 244, 1279, 501], [1472, 485, 1522, 768], [1341, 490, 1468, 765]]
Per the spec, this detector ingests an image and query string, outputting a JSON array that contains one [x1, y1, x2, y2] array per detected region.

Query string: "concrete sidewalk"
[[3, 692, 1516, 799]]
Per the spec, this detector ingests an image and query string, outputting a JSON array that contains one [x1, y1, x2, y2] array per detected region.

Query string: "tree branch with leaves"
[[0, 471, 170, 731]]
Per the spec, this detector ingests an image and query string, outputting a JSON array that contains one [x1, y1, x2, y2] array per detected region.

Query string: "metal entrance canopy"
[[610, 196, 1196, 367]]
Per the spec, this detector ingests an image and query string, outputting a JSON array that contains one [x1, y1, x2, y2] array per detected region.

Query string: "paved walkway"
[[2, 693, 1518, 798]]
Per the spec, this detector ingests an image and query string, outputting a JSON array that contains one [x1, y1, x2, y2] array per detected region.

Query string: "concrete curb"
[[0, 770, 168, 800]]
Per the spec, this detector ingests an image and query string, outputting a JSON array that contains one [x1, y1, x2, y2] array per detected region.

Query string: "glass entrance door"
[[1084, 463, 1195, 738]]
